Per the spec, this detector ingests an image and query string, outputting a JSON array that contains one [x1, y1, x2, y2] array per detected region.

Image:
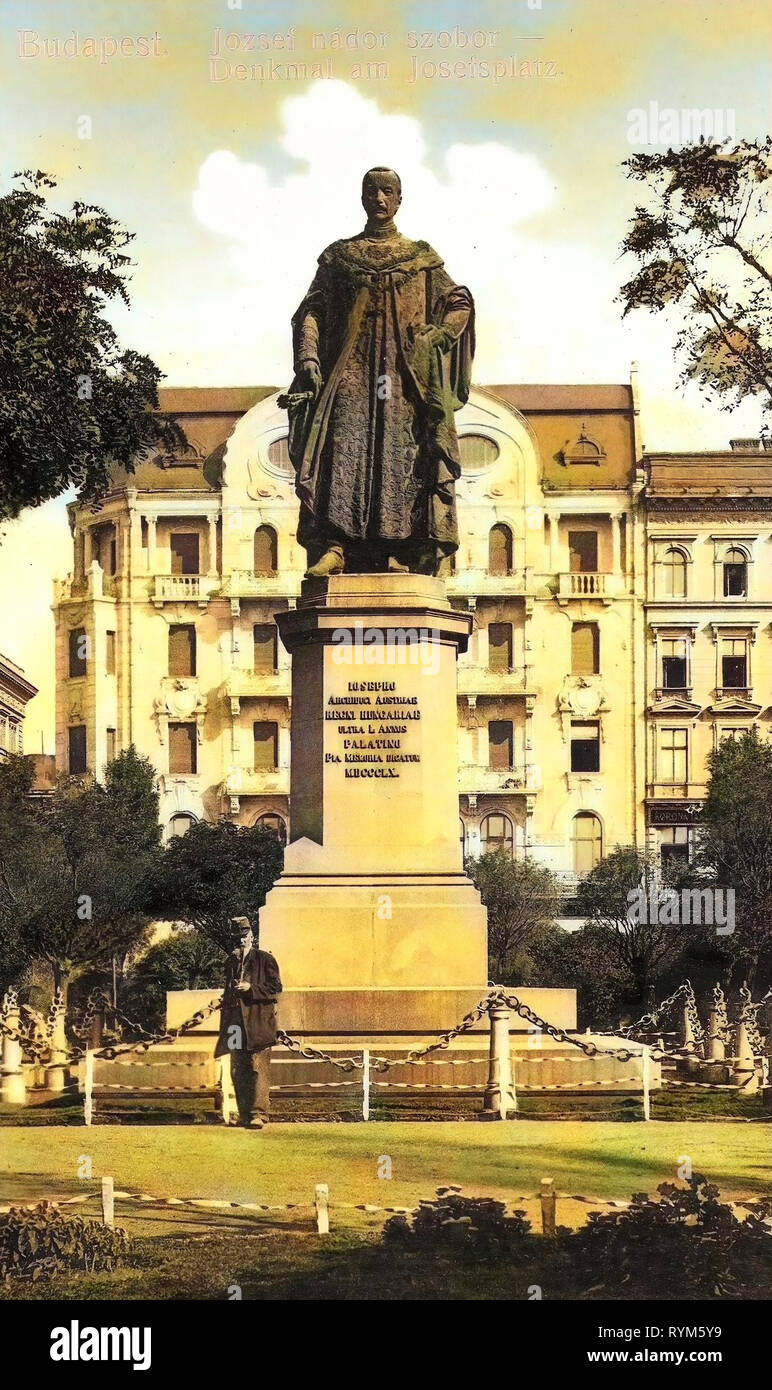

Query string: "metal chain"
[[490, 987, 635, 1061]]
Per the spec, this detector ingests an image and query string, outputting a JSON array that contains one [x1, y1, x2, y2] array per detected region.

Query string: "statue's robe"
[[287, 231, 474, 560]]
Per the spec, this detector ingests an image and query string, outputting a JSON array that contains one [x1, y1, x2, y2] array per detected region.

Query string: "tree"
[[119, 929, 225, 1034], [619, 139, 772, 426], [466, 850, 560, 984], [0, 748, 162, 1007], [0, 171, 185, 523], [152, 820, 284, 953], [574, 846, 683, 1013], [698, 728, 772, 990]]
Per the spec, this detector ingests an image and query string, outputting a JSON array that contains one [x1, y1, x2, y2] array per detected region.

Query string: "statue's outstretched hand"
[[295, 358, 323, 400]]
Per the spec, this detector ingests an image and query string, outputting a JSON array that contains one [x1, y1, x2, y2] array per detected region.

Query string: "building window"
[[69, 627, 88, 678], [488, 623, 513, 673], [570, 720, 600, 773], [719, 726, 748, 743], [720, 638, 748, 691], [568, 531, 598, 573], [170, 533, 200, 575], [459, 434, 500, 473], [105, 728, 116, 764], [105, 630, 116, 676], [168, 624, 196, 678], [488, 720, 513, 770], [723, 548, 748, 598], [571, 622, 599, 676], [168, 722, 197, 774], [661, 637, 688, 690], [253, 624, 278, 674], [266, 436, 294, 477], [253, 721, 278, 771], [168, 812, 196, 838], [254, 526, 278, 576], [660, 547, 687, 599], [488, 524, 513, 576], [459, 818, 466, 853], [68, 725, 87, 775], [660, 726, 688, 783], [481, 813, 514, 855], [659, 826, 691, 869], [254, 812, 287, 844], [572, 812, 602, 875]]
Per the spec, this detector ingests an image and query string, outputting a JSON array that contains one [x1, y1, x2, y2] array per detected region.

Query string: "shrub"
[[0, 1203, 129, 1283], [384, 1186, 531, 1260], [557, 1175, 772, 1299]]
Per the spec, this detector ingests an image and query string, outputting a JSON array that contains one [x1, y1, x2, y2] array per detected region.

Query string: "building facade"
[[644, 440, 772, 867], [0, 652, 37, 761], [54, 376, 757, 885]]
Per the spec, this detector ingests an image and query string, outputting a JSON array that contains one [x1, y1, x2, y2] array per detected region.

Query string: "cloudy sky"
[[2, 0, 771, 746]]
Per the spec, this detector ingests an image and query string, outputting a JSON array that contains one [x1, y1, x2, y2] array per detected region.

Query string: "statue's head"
[[362, 167, 402, 223]]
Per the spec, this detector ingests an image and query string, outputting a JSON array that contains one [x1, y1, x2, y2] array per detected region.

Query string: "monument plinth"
[[259, 572, 489, 1034]]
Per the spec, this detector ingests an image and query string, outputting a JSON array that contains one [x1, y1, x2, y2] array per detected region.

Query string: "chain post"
[[45, 994, 68, 1093], [1, 995, 26, 1106], [484, 999, 516, 1119], [362, 1048, 370, 1122], [540, 1178, 556, 1237]]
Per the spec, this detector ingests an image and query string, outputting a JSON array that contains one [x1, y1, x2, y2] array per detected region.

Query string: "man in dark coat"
[[285, 166, 474, 578], [214, 917, 282, 1129]]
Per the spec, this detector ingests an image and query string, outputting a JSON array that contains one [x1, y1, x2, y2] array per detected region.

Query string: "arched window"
[[571, 812, 602, 875], [488, 524, 513, 577], [254, 525, 278, 576], [254, 812, 287, 845], [266, 436, 294, 477], [168, 812, 196, 839], [723, 547, 748, 598], [459, 434, 500, 473], [660, 547, 687, 599], [480, 812, 514, 856]]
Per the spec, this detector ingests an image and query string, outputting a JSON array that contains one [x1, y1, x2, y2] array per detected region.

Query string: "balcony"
[[222, 570, 301, 600], [646, 782, 708, 801], [557, 571, 610, 599], [225, 670, 291, 699], [457, 669, 528, 697], [152, 574, 220, 606], [458, 765, 539, 795], [446, 569, 524, 598], [224, 767, 289, 796]]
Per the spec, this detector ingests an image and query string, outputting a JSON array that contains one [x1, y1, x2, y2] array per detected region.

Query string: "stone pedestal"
[[259, 573, 488, 1033]]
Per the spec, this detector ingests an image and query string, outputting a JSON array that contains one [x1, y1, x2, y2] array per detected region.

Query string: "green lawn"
[[2, 1121, 768, 1301], [2, 1119, 768, 1218]]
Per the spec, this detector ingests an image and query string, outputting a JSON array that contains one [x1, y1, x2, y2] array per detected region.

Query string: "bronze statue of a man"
[[284, 167, 474, 577]]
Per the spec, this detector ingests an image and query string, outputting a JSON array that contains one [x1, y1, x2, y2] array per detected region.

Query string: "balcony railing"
[[458, 765, 539, 794], [646, 782, 707, 801], [222, 570, 301, 599], [457, 669, 528, 697], [152, 574, 220, 604], [224, 767, 289, 796], [225, 670, 291, 699], [560, 571, 606, 597]]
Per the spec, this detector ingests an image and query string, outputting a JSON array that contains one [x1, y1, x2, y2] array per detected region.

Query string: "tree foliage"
[[467, 850, 560, 984], [0, 171, 185, 522], [698, 727, 772, 988], [151, 819, 284, 953], [574, 846, 683, 1012], [619, 139, 772, 423], [119, 929, 225, 1034], [0, 748, 161, 1003]]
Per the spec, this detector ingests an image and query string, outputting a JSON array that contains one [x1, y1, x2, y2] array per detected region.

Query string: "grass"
[[1, 1119, 769, 1301]]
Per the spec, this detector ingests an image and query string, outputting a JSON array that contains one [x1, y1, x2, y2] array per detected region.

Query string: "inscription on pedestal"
[[325, 680, 422, 778]]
